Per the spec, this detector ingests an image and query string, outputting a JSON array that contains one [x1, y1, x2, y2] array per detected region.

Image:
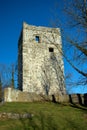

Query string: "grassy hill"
[[0, 102, 87, 130]]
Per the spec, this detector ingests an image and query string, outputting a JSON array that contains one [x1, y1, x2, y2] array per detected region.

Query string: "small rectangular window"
[[35, 36, 40, 43], [49, 47, 54, 52]]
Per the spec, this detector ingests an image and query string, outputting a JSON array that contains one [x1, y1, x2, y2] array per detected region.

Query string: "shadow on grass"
[[18, 111, 58, 130], [69, 103, 87, 111], [67, 94, 87, 112], [0, 102, 86, 130], [69, 94, 87, 107], [16, 110, 85, 130]]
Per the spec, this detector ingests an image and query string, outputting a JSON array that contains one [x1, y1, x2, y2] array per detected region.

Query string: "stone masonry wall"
[[18, 22, 65, 96], [4, 88, 68, 102]]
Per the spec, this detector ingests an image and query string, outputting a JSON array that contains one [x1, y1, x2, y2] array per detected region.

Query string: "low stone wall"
[[4, 88, 68, 103], [0, 112, 33, 120], [68, 94, 84, 104]]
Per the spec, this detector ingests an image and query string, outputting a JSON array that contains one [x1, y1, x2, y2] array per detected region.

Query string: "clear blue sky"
[[0, 0, 60, 64], [0, 0, 87, 94]]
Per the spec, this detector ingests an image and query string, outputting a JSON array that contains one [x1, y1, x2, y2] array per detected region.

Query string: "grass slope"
[[0, 102, 87, 130]]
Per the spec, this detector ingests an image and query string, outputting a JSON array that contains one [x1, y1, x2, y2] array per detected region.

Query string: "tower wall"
[[18, 22, 65, 95], [18, 31, 23, 90]]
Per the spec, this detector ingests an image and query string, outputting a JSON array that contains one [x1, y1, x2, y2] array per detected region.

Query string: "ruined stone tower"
[[18, 22, 65, 96]]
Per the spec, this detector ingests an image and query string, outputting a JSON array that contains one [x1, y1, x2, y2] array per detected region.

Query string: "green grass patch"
[[0, 102, 87, 130]]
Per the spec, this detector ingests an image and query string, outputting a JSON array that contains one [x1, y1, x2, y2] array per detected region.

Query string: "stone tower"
[[18, 22, 65, 96]]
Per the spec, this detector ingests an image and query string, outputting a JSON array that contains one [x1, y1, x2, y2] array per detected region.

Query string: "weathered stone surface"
[[18, 22, 66, 96], [0, 112, 33, 120], [4, 88, 68, 102]]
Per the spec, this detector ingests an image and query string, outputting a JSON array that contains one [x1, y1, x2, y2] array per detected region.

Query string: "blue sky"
[[0, 0, 59, 64], [0, 0, 87, 94]]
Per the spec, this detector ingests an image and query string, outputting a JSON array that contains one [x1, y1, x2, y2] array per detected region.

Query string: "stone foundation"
[[4, 88, 68, 103]]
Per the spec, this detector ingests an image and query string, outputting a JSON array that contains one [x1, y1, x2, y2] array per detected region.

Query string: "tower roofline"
[[23, 22, 61, 34]]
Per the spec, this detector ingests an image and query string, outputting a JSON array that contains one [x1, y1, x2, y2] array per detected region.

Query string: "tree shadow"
[[69, 94, 83, 105], [52, 95, 57, 103], [18, 111, 59, 130], [77, 94, 82, 105], [69, 95, 73, 104], [68, 94, 87, 110], [84, 93, 87, 106], [70, 103, 87, 111]]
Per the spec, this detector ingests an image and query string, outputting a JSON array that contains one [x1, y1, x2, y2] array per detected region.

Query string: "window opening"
[[35, 36, 40, 43], [49, 47, 54, 52]]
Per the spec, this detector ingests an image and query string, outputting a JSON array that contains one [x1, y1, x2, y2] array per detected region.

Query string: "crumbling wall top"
[[23, 22, 61, 35]]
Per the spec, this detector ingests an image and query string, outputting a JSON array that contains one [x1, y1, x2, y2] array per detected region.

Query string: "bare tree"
[[0, 63, 17, 89], [49, 0, 87, 104], [11, 64, 15, 89], [62, 0, 87, 90], [50, 0, 87, 87]]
